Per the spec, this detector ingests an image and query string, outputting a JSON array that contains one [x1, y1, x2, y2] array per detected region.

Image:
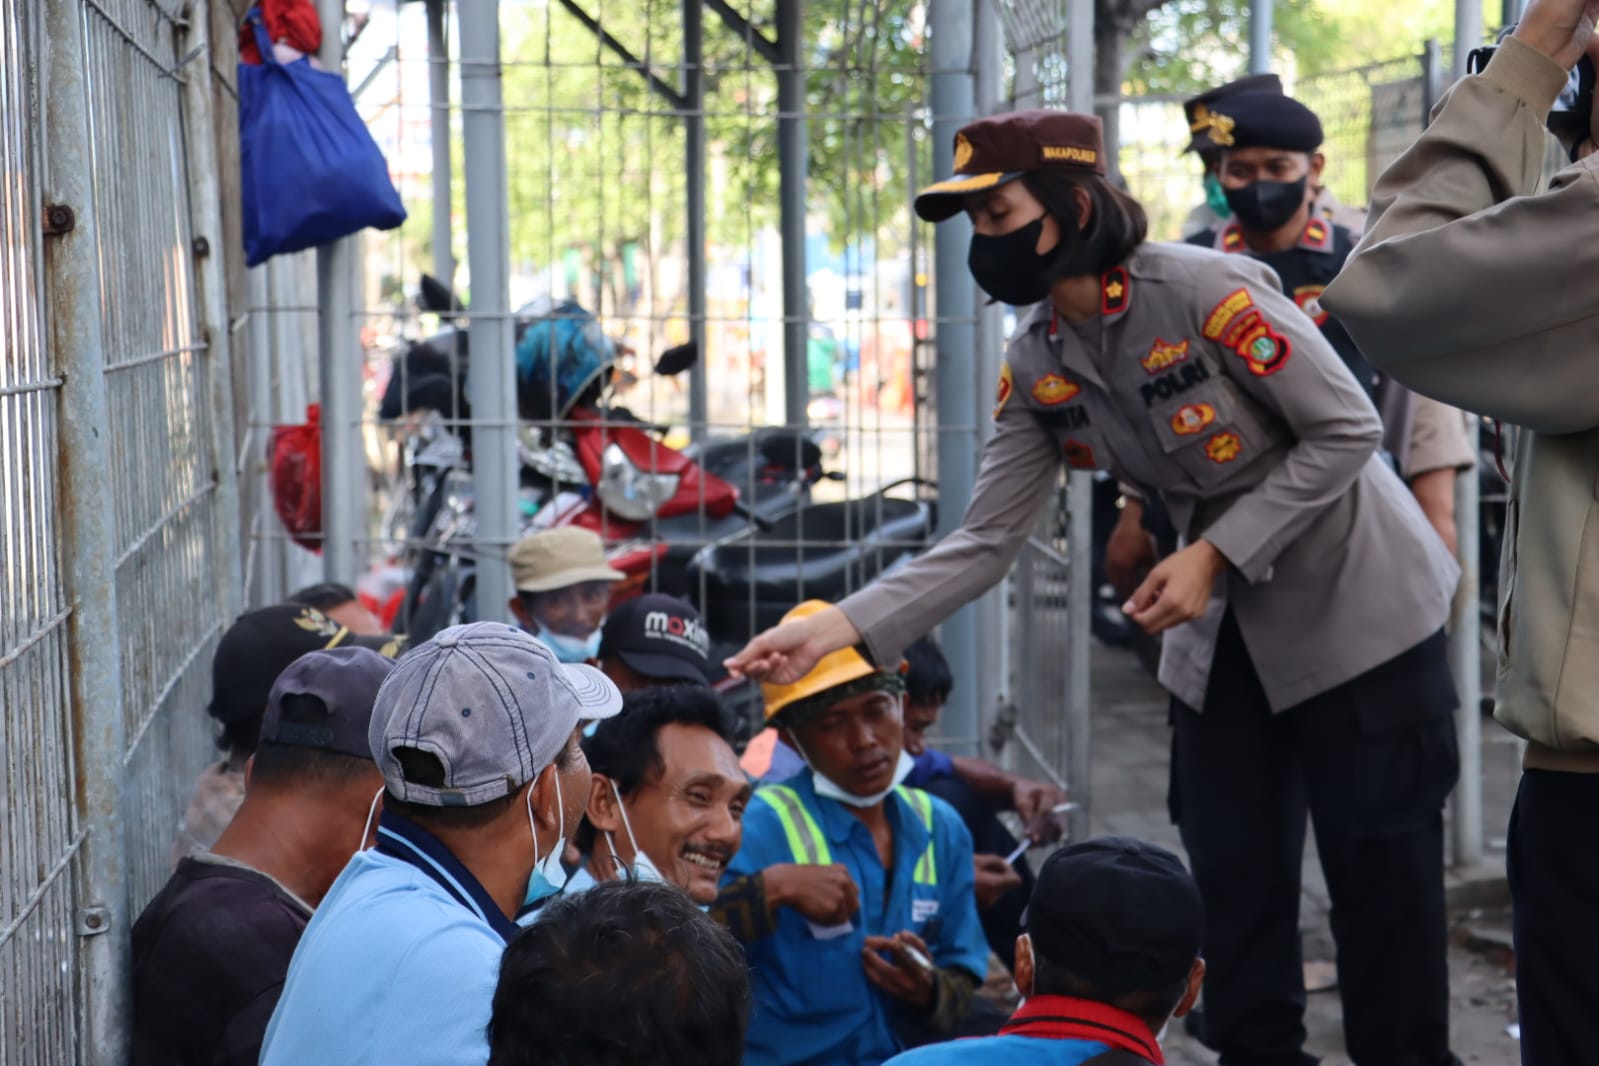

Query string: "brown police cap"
[[1183, 73, 1283, 154], [915, 110, 1107, 223]]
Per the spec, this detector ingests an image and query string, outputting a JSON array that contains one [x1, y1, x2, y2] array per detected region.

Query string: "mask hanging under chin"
[[792, 739, 917, 808]]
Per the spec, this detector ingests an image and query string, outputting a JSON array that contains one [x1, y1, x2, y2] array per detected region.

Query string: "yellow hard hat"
[[761, 601, 879, 723]]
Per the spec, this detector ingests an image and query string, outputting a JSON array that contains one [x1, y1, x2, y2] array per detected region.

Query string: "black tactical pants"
[[1171, 611, 1460, 1066], [1508, 769, 1599, 1066]]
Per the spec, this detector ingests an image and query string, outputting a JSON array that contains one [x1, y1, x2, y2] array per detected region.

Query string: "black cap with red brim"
[[915, 109, 1108, 223]]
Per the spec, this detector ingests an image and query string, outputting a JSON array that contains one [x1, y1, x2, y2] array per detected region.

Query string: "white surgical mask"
[[791, 736, 916, 809], [534, 624, 602, 664], [604, 781, 665, 885], [523, 768, 569, 907]]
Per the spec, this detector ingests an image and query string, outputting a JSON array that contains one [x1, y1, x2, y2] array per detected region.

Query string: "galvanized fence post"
[[181, 0, 244, 624], [40, 0, 133, 1058], [459, 0, 518, 624], [317, 0, 365, 585], [1451, 418, 1484, 867]]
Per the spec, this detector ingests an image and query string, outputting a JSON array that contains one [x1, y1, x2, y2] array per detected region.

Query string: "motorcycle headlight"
[[596, 441, 680, 522]]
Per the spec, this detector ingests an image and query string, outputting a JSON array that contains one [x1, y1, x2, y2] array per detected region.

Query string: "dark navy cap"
[[1201, 91, 1323, 154], [1025, 836, 1204, 994], [258, 646, 395, 760], [1184, 73, 1285, 153], [598, 594, 713, 686]]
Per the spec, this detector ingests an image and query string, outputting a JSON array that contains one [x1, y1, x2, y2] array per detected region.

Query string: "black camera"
[[1467, 42, 1595, 146]]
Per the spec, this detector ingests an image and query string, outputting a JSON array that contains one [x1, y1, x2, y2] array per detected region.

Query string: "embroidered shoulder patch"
[[1228, 313, 1292, 376], [1142, 338, 1191, 375], [1202, 288, 1254, 340], [1205, 431, 1243, 464], [1031, 374, 1080, 407], [994, 362, 1014, 417], [1293, 285, 1329, 327]]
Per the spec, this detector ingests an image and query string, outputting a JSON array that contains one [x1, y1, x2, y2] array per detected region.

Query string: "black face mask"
[[968, 216, 1061, 306], [1223, 176, 1309, 233]]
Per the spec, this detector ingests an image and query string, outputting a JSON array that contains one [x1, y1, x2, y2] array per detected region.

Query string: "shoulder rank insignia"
[[1142, 338, 1191, 375], [1101, 267, 1130, 316], [1062, 439, 1098, 469], [994, 362, 1014, 417], [1221, 226, 1246, 253], [1205, 431, 1242, 464], [1171, 403, 1216, 436], [1031, 373, 1080, 407], [1302, 219, 1330, 249]]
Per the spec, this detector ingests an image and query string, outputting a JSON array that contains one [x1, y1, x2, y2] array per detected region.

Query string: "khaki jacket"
[[841, 242, 1457, 711], [1322, 37, 1599, 769]]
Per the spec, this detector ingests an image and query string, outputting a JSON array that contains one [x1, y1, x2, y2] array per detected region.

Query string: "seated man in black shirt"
[[131, 646, 393, 1066]]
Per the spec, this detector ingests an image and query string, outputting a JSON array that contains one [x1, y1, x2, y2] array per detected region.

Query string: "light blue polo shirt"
[[260, 811, 517, 1066], [884, 995, 1163, 1066], [723, 772, 989, 1066]]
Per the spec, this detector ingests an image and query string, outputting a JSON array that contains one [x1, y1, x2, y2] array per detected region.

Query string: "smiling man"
[[721, 601, 989, 1066], [576, 686, 750, 902]]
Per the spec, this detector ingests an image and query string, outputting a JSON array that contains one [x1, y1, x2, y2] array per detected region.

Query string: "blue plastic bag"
[[238, 8, 406, 266]]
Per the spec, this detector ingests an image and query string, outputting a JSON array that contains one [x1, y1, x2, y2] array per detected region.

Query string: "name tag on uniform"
[[912, 899, 940, 922], [808, 920, 854, 940]]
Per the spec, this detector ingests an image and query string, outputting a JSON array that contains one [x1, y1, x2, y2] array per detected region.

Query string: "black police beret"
[[1184, 73, 1284, 153], [1202, 91, 1324, 154]]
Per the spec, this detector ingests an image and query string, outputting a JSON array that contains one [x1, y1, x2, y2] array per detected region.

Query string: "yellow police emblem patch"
[[1202, 289, 1254, 340], [994, 362, 1014, 417], [1141, 338, 1190, 375], [1205, 431, 1243, 464], [954, 133, 974, 172], [1031, 374, 1080, 407], [1171, 403, 1216, 437]]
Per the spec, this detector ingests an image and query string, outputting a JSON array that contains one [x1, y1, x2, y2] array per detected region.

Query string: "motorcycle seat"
[[686, 496, 933, 640]]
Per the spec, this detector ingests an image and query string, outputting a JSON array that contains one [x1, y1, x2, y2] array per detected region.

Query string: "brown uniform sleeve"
[[1190, 260, 1384, 583], [836, 351, 1062, 667], [1322, 37, 1599, 435], [1404, 395, 1476, 479]]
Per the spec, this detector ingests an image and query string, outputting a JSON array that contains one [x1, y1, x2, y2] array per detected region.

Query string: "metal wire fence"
[[2, 0, 241, 1060]]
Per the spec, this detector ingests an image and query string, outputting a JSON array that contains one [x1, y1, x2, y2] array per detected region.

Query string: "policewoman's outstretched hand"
[[1123, 540, 1227, 635], [1515, 0, 1599, 69], [724, 603, 861, 683], [862, 931, 937, 1008]]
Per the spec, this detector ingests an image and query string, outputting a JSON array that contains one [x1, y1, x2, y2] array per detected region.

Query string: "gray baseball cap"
[[259, 646, 395, 760], [369, 621, 622, 806]]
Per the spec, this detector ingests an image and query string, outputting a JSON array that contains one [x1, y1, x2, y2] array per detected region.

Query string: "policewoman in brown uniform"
[[728, 111, 1464, 1066]]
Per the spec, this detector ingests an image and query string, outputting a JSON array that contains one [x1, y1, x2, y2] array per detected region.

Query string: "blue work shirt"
[[882, 995, 1163, 1066], [260, 810, 516, 1066], [904, 750, 956, 789], [724, 772, 989, 1066]]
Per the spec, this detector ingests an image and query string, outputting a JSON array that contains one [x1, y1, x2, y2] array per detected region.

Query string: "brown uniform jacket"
[[1322, 37, 1599, 769], [840, 242, 1458, 711]]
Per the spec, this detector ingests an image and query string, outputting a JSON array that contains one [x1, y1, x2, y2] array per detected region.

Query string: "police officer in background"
[[1323, 1, 1599, 1060], [1184, 91, 1476, 553], [1179, 73, 1284, 238], [730, 108, 1464, 1066]]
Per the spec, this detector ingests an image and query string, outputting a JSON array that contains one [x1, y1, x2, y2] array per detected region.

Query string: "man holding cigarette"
[[720, 601, 990, 1066]]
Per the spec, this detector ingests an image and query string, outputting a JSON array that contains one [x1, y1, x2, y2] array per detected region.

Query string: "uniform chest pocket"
[[1147, 376, 1269, 488]]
